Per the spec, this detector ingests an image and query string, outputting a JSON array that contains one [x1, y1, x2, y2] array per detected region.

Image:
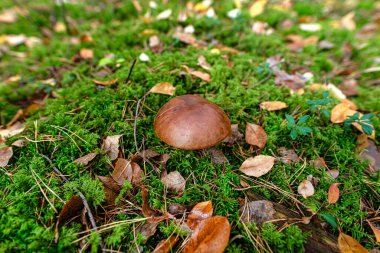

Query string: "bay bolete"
[[154, 95, 231, 150]]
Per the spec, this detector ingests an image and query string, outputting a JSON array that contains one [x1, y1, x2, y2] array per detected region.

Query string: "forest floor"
[[0, 0, 379, 252]]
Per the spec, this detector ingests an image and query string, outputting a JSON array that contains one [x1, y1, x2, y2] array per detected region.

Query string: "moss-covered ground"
[[0, 0, 379, 252]]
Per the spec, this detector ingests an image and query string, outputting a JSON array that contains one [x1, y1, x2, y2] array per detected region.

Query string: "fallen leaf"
[[161, 171, 186, 194], [326, 169, 339, 179], [79, 48, 93, 59], [12, 139, 26, 147], [340, 79, 358, 97], [197, 55, 211, 71], [130, 149, 161, 163], [153, 235, 179, 253], [139, 53, 150, 62], [360, 140, 380, 174], [318, 40, 335, 50], [249, 0, 268, 17], [340, 12, 356, 31], [330, 103, 356, 123], [245, 123, 267, 150], [184, 25, 195, 34], [0, 146, 13, 167], [239, 200, 275, 224], [142, 188, 162, 219], [183, 66, 211, 82], [223, 124, 244, 146], [4, 34, 27, 46], [299, 23, 321, 32], [187, 200, 213, 230], [298, 180, 315, 198], [97, 176, 121, 206], [338, 232, 368, 253], [54, 22, 66, 33], [58, 195, 84, 224], [150, 82, 176, 95], [101, 135, 122, 160], [112, 158, 142, 186], [0, 8, 18, 23], [149, 35, 163, 53], [168, 203, 188, 217], [259, 101, 287, 111], [310, 157, 328, 169], [202, 147, 229, 165], [156, 9, 172, 20], [74, 152, 97, 165], [93, 78, 119, 86], [173, 32, 207, 48], [328, 183, 340, 204], [367, 221, 380, 243], [183, 216, 230, 253], [137, 222, 158, 243], [278, 147, 299, 164], [286, 35, 318, 51], [252, 21, 273, 35], [239, 155, 275, 177]]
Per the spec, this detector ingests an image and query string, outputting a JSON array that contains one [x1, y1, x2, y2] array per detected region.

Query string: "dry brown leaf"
[[245, 123, 267, 150], [278, 147, 299, 164], [12, 139, 26, 147], [310, 157, 328, 169], [183, 66, 211, 82], [0, 122, 25, 140], [58, 195, 84, 224], [101, 135, 122, 160], [74, 152, 97, 166], [79, 48, 93, 59], [149, 35, 163, 53], [161, 171, 186, 193], [298, 180, 315, 198], [249, 0, 268, 17], [367, 221, 380, 243], [328, 183, 340, 204], [112, 158, 143, 186], [150, 82, 176, 95], [340, 12, 356, 31], [259, 101, 287, 111], [137, 222, 158, 244], [97, 175, 121, 206], [202, 147, 229, 165], [198, 55, 211, 71], [286, 35, 318, 51], [360, 140, 380, 174], [93, 78, 119, 86], [239, 155, 275, 177], [239, 200, 275, 224], [187, 200, 213, 230], [173, 32, 207, 48], [130, 149, 161, 163], [0, 146, 13, 167], [142, 188, 162, 219], [338, 232, 368, 253], [330, 103, 357, 123], [153, 235, 179, 253], [183, 216, 230, 253], [0, 9, 18, 23], [326, 169, 339, 180], [223, 124, 244, 146]]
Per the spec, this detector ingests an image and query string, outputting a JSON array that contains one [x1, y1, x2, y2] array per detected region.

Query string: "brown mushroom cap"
[[154, 95, 231, 150]]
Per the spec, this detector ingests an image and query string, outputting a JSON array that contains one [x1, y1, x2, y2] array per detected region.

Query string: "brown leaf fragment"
[[112, 158, 143, 186], [101, 135, 122, 160], [338, 232, 368, 253], [187, 200, 213, 230], [259, 101, 287, 111], [223, 124, 244, 146], [198, 55, 211, 71], [168, 203, 188, 217], [360, 140, 380, 174], [328, 183, 340, 204], [239, 200, 275, 224], [278, 147, 299, 164], [202, 147, 229, 165], [245, 123, 267, 150], [142, 188, 161, 219], [0, 121, 25, 140], [12, 139, 26, 147], [97, 176, 121, 206], [298, 180, 315, 198], [239, 155, 275, 177], [153, 235, 179, 253], [130, 149, 161, 163], [150, 82, 176, 95], [58, 195, 84, 224], [137, 222, 158, 244], [182, 66, 211, 82], [161, 171, 186, 194], [0, 146, 13, 167], [173, 32, 207, 48], [331, 103, 357, 123], [367, 221, 380, 243], [183, 216, 231, 253], [310, 157, 328, 169], [93, 78, 118, 86], [340, 79, 358, 97], [74, 152, 97, 166], [286, 35, 318, 51], [326, 169, 339, 180], [79, 48, 93, 59], [149, 35, 163, 53]]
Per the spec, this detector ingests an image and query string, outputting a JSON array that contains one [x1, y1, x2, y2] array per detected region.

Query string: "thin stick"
[[40, 154, 106, 253], [125, 59, 137, 85]]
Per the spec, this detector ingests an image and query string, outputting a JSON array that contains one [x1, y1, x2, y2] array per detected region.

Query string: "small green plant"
[[307, 90, 334, 119], [286, 114, 312, 140], [344, 112, 375, 135], [255, 62, 273, 80]]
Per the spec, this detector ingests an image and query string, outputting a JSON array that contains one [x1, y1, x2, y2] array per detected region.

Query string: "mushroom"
[[154, 95, 231, 150]]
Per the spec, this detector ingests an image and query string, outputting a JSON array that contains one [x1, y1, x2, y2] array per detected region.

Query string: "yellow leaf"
[[259, 101, 287, 111], [150, 82, 176, 96], [367, 221, 380, 243], [330, 103, 357, 123], [249, 0, 268, 17], [338, 232, 368, 253]]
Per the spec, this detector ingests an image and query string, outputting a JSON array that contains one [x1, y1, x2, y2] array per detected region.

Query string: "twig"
[[40, 154, 106, 253], [125, 59, 137, 85], [133, 93, 159, 174]]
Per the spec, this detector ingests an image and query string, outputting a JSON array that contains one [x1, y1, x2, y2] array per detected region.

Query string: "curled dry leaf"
[[330, 103, 356, 123], [0, 146, 13, 167], [101, 135, 122, 160], [239, 155, 275, 178], [310, 157, 328, 169], [367, 221, 380, 243], [97, 175, 121, 206], [141, 188, 163, 220], [298, 180, 315, 198], [153, 235, 179, 253], [112, 158, 143, 186], [182, 65, 211, 82], [150, 82, 176, 96], [161, 171, 186, 193], [79, 48, 93, 59], [338, 232, 368, 253], [278, 147, 299, 164], [0, 122, 25, 140], [259, 101, 287, 111], [240, 200, 275, 224], [198, 55, 211, 71], [74, 152, 97, 166], [245, 123, 267, 150], [187, 200, 213, 230], [93, 78, 118, 86], [183, 216, 231, 253], [328, 183, 340, 204], [58, 195, 84, 224]]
